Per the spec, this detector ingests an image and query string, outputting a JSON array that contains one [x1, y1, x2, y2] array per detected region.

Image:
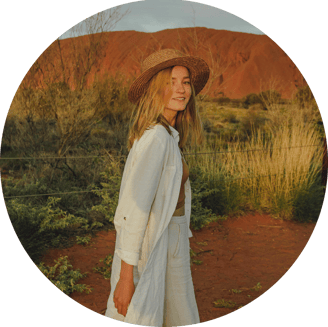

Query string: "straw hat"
[[128, 49, 210, 104]]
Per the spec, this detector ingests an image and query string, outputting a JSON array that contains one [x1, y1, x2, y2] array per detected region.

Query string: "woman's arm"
[[112, 128, 170, 316], [114, 129, 169, 266], [113, 260, 135, 317]]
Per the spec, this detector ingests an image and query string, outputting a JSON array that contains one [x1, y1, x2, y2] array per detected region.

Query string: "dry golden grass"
[[187, 104, 324, 219]]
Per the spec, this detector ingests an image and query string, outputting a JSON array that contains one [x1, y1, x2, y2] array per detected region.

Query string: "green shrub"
[[2, 175, 51, 204], [292, 175, 324, 222], [93, 254, 113, 279], [223, 112, 239, 124], [38, 256, 93, 295], [248, 103, 265, 111], [242, 93, 262, 109], [76, 235, 91, 245], [89, 162, 122, 224], [202, 117, 214, 133], [5, 75, 133, 159], [213, 299, 236, 308], [259, 89, 282, 111], [203, 180, 243, 216], [239, 110, 267, 139], [212, 97, 231, 105], [294, 85, 318, 110], [2, 173, 98, 261], [229, 98, 243, 108], [6, 196, 89, 263], [189, 167, 214, 230]]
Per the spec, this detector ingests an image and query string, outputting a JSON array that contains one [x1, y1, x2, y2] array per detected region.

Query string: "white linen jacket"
[[105, 124, 193, 326]]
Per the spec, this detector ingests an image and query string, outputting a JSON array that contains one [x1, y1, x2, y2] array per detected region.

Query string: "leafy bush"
[[76, 235, 91, 245], [242, 93, 262, 109], [93, 254, 113, 279], [223, 112, 239, 124], [189, 166, 214, 230], [249, 103, 265, 111], [4, 75, 133, 158], [202, 117, 214, 133], [202, 180, 243, 216], [213, 299, 236, 308], [38, 256, 93, 295], [229, 99, 243, 108], [292, 175, 324, 222], [89, 161, 122, 224], [259, 89, 282, 110], [6, 196, 89, 263], [212, 97, 231, 105], [239, 110, 267, 139], [294, 85, 318, 110], [242, 90, 282, 110]]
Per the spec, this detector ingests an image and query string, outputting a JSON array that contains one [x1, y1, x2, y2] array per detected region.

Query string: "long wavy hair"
[[127, 66, 204, 150]]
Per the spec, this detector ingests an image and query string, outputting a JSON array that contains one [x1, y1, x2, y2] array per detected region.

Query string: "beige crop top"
[[175, 157, 189, 210]]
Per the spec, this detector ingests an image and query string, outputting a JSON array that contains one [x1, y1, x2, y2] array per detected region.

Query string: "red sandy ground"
[[41, 213, 315, 323]]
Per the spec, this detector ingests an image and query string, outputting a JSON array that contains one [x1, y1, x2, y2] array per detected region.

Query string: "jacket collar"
[[169, 125, 179, 143]]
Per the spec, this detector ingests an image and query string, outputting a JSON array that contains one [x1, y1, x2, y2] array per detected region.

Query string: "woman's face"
[[164, 66, 192, 112]]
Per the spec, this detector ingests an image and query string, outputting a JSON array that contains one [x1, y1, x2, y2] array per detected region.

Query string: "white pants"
[[163, 214, 200, 327], [108, 214, 200, 326]]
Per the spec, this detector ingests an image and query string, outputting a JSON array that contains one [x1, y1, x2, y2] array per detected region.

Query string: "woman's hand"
[[113, 260, 135, 317]]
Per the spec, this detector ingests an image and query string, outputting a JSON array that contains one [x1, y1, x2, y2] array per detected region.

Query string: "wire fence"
[[0, 144, 322, 161], [1, 141, 326, 200], [2, 171, 317, 200], [0, 137, 328, 199]]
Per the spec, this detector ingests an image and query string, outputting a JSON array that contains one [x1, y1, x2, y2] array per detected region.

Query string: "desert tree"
[[258, 76, 284, 111], [24, 7, 130, 90], [8, 7, 130, 161]]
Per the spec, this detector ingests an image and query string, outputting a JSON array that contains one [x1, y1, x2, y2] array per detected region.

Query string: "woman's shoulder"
[[139, 123, 169, 136], [137, 124, 172, 148], [148, 124, 172, 138]]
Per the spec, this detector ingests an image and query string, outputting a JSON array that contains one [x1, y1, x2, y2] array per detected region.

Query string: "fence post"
[[322, 137, 327, 188]]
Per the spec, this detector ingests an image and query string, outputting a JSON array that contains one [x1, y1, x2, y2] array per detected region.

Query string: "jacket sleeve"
[[114, 132, 168, 266]]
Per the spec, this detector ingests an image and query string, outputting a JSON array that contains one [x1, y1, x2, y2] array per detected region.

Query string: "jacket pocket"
[[168, 221, 189, 267], [172, 224, 181, 258], [168, 223, 181, 260]]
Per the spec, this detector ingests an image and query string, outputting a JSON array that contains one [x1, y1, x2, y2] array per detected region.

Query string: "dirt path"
[[41, 213, 315, 323]]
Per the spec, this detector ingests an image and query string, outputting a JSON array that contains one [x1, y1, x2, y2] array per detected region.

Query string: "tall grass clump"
[[187, 106, 325, 221], [185, 144, 245, 216], [238, 109, 324, 220]]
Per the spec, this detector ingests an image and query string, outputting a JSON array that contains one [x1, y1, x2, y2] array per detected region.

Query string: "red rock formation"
[[24, 27, 306, 99]]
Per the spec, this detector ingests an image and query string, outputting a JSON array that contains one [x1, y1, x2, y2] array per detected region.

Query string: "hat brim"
[[128, 56, 210, 104]]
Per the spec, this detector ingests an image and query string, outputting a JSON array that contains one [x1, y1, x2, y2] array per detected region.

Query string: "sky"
[[60, 0, 263, 39]]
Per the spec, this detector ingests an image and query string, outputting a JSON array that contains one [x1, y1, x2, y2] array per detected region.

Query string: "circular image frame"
[[1, 1, 328, 326]]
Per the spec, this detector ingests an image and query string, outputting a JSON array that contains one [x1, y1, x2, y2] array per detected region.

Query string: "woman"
[[105, 49, 210, 326]]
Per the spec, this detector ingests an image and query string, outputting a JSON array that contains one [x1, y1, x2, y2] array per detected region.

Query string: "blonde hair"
[[128, 66, 204, 150]]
